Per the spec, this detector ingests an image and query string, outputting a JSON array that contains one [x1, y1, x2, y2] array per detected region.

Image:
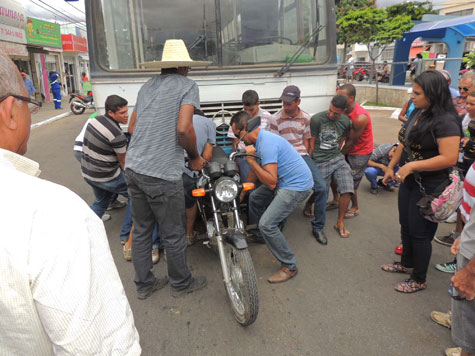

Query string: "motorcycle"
[[69, 93, 95, 115], [190, 143, 260, 326]]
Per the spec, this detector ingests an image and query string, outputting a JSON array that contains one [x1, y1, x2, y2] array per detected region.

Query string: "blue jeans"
[[302, 155, 328, 232], [364, 166, 399, 189], [249, 185, 311, 271], [84, 172, 132, 242]]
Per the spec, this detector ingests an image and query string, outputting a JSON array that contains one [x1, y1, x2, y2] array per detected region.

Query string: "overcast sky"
[[15, 0, 85, 24], [13, 0, 447, 24]]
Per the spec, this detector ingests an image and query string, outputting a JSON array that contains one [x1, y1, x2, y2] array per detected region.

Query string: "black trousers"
[[398, 174, 447, 283]]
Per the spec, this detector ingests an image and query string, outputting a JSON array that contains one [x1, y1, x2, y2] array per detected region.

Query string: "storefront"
[[61, 33, 89, 94], [25, 17, 64, 102], [0, 1, 30, 79]]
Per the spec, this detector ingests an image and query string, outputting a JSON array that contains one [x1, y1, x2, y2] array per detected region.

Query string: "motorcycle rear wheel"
[[70, 99, 86, 115], [223, 243, 258, 326]]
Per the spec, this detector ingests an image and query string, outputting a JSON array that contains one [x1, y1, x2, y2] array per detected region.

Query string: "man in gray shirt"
[[125, 40, 209, 299]]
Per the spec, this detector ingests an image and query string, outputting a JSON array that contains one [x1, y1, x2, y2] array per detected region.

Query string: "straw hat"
[[141, 39, 211, 69]]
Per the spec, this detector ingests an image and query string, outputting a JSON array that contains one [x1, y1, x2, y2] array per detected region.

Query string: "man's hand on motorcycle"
[[189, 156, 207, 171], [244, 145, 257, 156]]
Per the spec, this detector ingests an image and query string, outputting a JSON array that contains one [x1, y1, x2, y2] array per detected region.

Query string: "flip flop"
[[326, 201, 339, 211], [334, 225, 350, 238], [344, 209, 359, 219]]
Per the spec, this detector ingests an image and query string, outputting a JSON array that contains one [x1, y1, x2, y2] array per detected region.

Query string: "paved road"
[[26, 111, 456, 356]]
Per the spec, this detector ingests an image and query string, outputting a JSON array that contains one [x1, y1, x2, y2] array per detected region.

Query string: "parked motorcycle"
[[191, 145, 259, 326], [69, 93, 95, 115]]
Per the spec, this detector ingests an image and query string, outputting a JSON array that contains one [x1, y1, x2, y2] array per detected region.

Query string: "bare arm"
[[116, 152, 126, 169], [398, 101, 409, 123], [341, 114, 368, 155], [303, 138, 310, 153], [367, 159, 390, 172], [128, 111, 137, 135], [309, 137, 315, 155], [202, 142, 213, 162], [382, 143, 404, 185], [244, 145, 277, 189], [177, 105, 205, 170]]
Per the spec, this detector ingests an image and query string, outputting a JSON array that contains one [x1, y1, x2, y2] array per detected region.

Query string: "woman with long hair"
[[381, 70, 462, 293]]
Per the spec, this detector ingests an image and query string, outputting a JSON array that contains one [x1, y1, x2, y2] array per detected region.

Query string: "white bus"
[[85, 0, 337, 119]]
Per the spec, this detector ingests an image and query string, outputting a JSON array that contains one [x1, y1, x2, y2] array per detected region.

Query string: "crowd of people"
[[1, 37, 475, 355]]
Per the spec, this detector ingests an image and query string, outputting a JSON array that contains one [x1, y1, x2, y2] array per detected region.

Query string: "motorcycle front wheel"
[[70, 99, 86, 115], [223, 243, 259, 326]]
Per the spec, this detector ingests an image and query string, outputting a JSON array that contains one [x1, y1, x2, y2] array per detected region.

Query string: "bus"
[[85, 0, 337, 120]]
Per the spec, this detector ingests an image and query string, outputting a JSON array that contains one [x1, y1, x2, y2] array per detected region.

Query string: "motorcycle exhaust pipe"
[[72, 101, 87, 108]]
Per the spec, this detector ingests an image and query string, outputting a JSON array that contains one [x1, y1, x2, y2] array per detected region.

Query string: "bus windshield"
[[92, 0, 329, 70]]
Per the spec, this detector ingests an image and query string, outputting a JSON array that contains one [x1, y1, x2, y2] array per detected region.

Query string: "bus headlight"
[[214, 178, 239, 203]]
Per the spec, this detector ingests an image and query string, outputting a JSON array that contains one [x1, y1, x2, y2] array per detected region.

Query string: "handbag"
[[404, 113, 463, 223]]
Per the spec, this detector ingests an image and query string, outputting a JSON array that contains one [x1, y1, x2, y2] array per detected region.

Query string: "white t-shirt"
[[0, 148, 141, 356]]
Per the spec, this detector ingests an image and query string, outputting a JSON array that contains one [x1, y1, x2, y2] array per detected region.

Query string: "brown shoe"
[[267, 267, 298, 283]]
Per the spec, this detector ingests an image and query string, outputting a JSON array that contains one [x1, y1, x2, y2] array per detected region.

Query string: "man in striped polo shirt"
[[81, 95, 132, 244], [268, 85, 328, 245]]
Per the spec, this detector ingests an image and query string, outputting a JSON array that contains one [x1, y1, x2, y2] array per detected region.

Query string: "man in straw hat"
[[125, 39, 210, 299]]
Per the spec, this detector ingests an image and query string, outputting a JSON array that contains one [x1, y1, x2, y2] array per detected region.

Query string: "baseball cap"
[[280, 85, 300, 102]]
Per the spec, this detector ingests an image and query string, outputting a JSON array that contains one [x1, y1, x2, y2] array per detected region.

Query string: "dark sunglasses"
[[458, 87, 470, 92], [0, 93, 42, 114]]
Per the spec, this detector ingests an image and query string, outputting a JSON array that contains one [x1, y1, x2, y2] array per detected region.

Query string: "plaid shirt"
[[268, 108, 311, 155]]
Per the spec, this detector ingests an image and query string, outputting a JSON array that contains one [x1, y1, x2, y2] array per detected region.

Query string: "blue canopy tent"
[[392, 15, 475, 87]]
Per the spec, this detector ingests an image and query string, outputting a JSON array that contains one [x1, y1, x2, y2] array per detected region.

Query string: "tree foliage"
[[386, 1, 436, 21], [463, 51, 475, 69], [336, 0, 375, 45], [337, 8, 414, 55]]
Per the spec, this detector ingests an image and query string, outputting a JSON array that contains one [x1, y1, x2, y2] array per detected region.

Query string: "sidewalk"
[[31, 100, 72, 128]]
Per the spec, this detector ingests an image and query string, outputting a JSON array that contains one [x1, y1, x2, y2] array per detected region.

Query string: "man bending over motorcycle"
[[183, 108, 216, 245], [230, 111, 313, 283]]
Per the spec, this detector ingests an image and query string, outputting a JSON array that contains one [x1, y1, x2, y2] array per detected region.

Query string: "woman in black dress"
[[381, 70, 461, 293]]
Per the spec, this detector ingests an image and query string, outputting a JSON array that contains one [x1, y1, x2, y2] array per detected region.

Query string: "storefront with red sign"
[[62, 33, 89, 94]]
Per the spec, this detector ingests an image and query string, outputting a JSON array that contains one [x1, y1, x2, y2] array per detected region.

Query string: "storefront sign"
[[61, 34, 88, 53], [0, 22, 26, 44], [0, 0, 27, 29], [0, 40, 28, 56], [25, 17, 61, 48]]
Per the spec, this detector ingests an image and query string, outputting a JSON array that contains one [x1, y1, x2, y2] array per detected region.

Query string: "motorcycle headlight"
[[214, 178, 239, 203]]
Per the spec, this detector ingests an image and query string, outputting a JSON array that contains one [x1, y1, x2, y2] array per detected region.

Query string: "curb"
[[31, 111, 73, 129]]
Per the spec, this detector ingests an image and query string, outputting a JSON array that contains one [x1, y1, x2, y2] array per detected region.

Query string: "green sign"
[[25, 17, 61, 48]]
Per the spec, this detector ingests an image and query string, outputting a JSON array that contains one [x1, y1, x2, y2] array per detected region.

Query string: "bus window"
[[91, 0, 329, 71]]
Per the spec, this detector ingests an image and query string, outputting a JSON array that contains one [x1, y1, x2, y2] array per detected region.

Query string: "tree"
[[337, 8, 414, 103], [463, 51, 475, 70], [336, 0, 375, 60], [386, 1, 437, 21]]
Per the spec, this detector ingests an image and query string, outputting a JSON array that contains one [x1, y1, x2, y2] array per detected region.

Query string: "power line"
[[65, 0, 86, 15], [31, 0, 85, 24], [29, 0, 87, 30]]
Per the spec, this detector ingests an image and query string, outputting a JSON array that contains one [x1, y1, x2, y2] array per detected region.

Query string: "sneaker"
[[171, 276, 207, 298], [101, 214, 111, 222], [435, 261, 457, 273], [430, 311, 451, 329], [123, 245, 132, 261], [435, 232, 458, 246], [137, 277, 168, 300], [445, 347, 461, 356], [106, 199, 127, 211], [152, 248, 159, 264], [370, 187, 379, 195], [377, 179, 394, 191], [395, 278, 427, 293]]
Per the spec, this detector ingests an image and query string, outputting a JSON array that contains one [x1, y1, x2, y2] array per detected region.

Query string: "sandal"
[[381, 262, 412, 274], [333, 225, 350, 238], [395, 278, 427, 293], [326, 201, 339, 211], [344, 209, 359, 219], [303, 203, 314, 218]]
